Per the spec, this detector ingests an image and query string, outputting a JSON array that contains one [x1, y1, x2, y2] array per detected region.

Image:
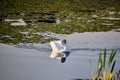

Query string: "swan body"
[[50, 39, 70, 63]]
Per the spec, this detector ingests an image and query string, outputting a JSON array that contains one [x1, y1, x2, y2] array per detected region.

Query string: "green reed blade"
[[110, 60, 116, 73], [108, 50, 116, 67], [103, 49, 106, 69], [97, 52, 102, 77]]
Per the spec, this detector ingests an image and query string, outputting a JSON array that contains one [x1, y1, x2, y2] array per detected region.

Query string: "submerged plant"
[[92, 49, 118, 80]]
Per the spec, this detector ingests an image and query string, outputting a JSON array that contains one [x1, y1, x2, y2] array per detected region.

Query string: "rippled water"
[[0, 31, 120, 80]]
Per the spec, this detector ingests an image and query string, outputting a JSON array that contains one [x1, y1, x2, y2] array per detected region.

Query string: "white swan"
[[50, 39, 70, 63]]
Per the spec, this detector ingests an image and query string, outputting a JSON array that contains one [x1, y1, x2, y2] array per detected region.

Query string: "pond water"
[[0, 31, 120, 80]]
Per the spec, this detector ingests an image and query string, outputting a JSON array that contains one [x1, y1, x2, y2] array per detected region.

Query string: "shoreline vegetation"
[[74, 49, 120, 80], [0, 0, 120, 44]]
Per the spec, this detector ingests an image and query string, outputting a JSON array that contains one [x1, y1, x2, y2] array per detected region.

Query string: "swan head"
[[62, 39, 66, 45]]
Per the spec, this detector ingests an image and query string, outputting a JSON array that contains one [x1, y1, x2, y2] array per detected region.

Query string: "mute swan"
[[50, 39, 70, 63]]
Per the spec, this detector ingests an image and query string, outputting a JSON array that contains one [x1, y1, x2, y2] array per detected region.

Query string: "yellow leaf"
[[103, 71, 107, 80]]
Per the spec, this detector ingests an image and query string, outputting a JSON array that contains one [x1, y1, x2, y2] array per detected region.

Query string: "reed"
[[92, 49, 118, 80]]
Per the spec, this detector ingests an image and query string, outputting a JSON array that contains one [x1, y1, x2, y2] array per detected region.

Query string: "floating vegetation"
[[0, 0, 120, 44]]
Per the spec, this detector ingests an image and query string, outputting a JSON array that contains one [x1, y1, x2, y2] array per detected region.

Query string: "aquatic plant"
[[0, 0, 120, 44], [92, 49, 119, 80], [74, 49, 120, 80]]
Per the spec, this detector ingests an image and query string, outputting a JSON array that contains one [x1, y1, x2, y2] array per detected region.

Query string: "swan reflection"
[[50, 39, 71, 63]]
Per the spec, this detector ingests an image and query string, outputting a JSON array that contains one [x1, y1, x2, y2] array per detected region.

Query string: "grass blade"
[[103, 49, 106, 69], [110, 60, 116, 73], [108, 50, 114, 66], [97, 52, 102, 77], [108, 50, 116, 67]]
